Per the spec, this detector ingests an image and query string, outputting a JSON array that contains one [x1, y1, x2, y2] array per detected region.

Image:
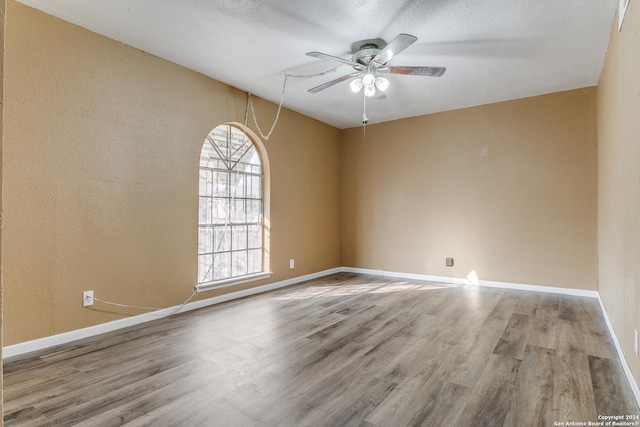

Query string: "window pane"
[[232, 250, 248, 277], [214, 226, 231, 252], [230, 173, 246, 198], [231, 199, 246, 224], [213, 171, 230, 197], [198, 254, 213, 283], [213, 252, 231, 281], [204, 159, 226, 170], [248, 249, 262, 274], [198, 197, 212, 225], [239, 145, 257, 164], [238, 161, 253, 175], [199, 170, 212, 196], [232, 225, 248, 250], [247, 149, 261, 167], [198, 226, 213, 254], [212, 199, 229, 224], [247, 200, 262, 223], [248, 225, 262, 249], [200, 143, 219, 168], [248, 176, 262, 199]]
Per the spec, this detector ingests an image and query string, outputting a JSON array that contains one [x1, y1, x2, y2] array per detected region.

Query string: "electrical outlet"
[[635, 329, 639, 357], [83, 290, 94, 307], [289, 259, 295, 269], [446, 257, 454, 267]]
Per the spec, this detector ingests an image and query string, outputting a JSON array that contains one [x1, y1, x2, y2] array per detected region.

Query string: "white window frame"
[[197, 123, 271, 292]]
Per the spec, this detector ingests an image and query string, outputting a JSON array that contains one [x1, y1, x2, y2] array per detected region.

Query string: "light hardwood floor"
[[4, 273, 639, 426]]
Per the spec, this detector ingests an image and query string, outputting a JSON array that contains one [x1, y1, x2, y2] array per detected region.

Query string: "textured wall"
[[597, 1, 640, 386], [1, 0, 5, 418], [4, 1, 341, 345], [341, 88, 598, 290]]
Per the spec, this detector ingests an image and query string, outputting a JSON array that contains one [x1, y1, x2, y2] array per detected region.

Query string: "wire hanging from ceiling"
[[246, 66, 339, 140]]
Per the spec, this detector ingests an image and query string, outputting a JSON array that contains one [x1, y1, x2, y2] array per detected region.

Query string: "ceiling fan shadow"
[[410, 38, 537, 59], [258, 3, 355, 49], [377, 0, 467, 37]]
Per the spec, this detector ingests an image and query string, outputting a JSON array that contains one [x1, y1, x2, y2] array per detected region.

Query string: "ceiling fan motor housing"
[[352, 44, 382, 67], [305, 33, 445, 96]]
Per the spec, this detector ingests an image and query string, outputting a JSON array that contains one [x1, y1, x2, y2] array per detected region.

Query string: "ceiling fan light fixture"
[[350, 78, 364, 93], [364, 85, 376, 97], [362, 73, 375, 87], [375, 77, 390, 92]]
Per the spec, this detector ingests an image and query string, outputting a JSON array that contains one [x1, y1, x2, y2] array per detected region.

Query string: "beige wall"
[[597, 1, 640, 385], [341, 88, 598, 290], [3, 1, 341, 345], [1, 0, 5, 419]]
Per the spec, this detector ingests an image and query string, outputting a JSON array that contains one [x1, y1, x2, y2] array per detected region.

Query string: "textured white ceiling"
[[17, 0, 617, 129]]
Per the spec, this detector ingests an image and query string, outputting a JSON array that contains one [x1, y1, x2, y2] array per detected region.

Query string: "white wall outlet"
[[289, 259, 295, 269], [83, 290, 94, 307], [635, 329, 639, 356], [446, 257, 454, 267]]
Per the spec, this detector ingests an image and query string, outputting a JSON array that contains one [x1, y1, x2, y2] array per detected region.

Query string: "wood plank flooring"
[[3, 273, 639, 426]]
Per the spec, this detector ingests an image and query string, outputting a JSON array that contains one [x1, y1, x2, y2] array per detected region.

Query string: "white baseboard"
[[4, 264, 639, 410], [596, 296, 640, 408], [341, 267, 469, 285], [478, 279, 599, 298], [2, 267, 342, 359], [342, 267, 599, 297]]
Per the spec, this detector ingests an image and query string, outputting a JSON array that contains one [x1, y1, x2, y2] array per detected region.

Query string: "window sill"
[[196, 272, 273, 293]]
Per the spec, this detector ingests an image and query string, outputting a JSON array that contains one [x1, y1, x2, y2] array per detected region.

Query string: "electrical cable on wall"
[[86, 288, 198, 316], [247, 66, 339, 140]]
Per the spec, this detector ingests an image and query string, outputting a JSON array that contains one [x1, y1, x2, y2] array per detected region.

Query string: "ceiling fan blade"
[[371, 33, 417, 67], [385, 66, 446, 77], [306, 51, 365, 70], [308, 72, 361, 93]]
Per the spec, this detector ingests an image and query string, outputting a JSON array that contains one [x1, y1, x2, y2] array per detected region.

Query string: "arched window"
[[197, 123, 270, 290]]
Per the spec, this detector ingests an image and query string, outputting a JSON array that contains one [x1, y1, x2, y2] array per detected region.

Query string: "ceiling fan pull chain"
[[362, 90, 368, 143], [362, 89, 369, 125]]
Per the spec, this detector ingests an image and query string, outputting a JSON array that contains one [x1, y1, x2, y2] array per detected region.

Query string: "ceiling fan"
[[306, 33, 446, 97]]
